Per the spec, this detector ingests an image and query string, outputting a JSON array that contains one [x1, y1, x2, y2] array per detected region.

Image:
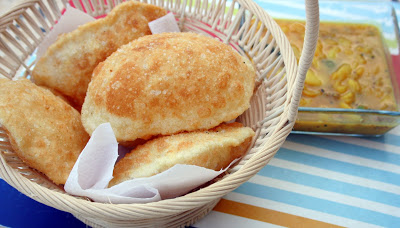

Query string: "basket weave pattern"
[[0, 0, 319, 227]]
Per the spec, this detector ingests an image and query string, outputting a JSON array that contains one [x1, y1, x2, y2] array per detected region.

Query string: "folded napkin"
[[36, 6, 95, 60], [149, 12, 181, 33], [39, 5, 230, 204], [36, 6, 180, 59], [64, 123, 231, 204]]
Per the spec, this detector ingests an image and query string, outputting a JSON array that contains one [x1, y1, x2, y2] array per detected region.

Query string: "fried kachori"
[[0, 78, 89, 185], [81, 32, 256, 142], [32, 1, 167, 107], [109, 122, 254, 186]]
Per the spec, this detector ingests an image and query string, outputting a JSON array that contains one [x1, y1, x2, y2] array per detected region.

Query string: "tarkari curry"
[[278, 20, 397, 111], [277, 20, 399, 135]]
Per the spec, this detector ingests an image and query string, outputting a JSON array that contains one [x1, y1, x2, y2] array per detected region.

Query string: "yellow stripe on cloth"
[[214, 199, 344, 228]]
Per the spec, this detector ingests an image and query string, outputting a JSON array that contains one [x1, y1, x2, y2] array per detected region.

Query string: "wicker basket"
[[0, 0, 319, 227]]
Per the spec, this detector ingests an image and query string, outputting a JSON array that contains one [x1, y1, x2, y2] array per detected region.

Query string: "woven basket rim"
[[0, 0, 319, 223], [0, 0, 293, 210]]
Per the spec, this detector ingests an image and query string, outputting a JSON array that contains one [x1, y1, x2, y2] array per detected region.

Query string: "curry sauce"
[[276, 20, 399, 135], [277, 20, 397, 111]]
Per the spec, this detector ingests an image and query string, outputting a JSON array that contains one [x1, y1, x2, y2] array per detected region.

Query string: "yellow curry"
[[277, 20, 399, 135], [277, 20, 397, 111]]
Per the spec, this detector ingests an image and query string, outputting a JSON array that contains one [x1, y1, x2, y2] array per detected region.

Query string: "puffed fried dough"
[[32, 1, 167, 107], [0, 78, 89, 185], [109, 122, 255, 186], [82, 32, 256, 142]]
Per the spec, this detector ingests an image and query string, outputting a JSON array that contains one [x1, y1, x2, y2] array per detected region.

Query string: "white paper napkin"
[[36, 6, 180, 60], [39, 5, 223, 204], [149, 12, 181, 34], [36, 6, 95, 60], [64, 123, 232, 204]]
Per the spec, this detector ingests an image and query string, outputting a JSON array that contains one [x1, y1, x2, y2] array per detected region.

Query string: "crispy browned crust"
[[82, 32, 256, 142], [32, 1, 166, 106], [0, 78, 89, 185], [109, 122, 255, 187]]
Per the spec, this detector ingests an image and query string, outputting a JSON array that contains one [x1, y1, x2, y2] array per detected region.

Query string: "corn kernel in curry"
[[277, 20, 397, 111]]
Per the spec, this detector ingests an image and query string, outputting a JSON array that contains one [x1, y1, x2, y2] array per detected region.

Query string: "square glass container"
[[254, 0, 400, 136]]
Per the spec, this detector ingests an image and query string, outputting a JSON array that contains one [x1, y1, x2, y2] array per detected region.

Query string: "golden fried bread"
[[109, 122, 255, 186], [32, 1, 166, 106], [82, 32, 256, 142], [0, 78, 89, 185]]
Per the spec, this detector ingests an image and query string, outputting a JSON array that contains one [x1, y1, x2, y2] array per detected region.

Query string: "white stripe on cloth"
[[194, 211, 284, 228], [224, 192, 382, 228], [282, 141, 400, 174], [269, 158, 400, 195], [248, 175, 400, 218]]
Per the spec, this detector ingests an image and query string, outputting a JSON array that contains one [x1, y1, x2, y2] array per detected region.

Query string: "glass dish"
[[254, 0, 400, 136]]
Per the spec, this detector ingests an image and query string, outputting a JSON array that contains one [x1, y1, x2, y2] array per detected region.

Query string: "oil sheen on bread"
[[109, 122, 255, 187], [32, 1, 166, 107], [0, 78, 89, 185], [81, 32, 256, 143]]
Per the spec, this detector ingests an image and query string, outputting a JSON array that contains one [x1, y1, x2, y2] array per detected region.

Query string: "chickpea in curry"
[[277, 20, 397, 111]]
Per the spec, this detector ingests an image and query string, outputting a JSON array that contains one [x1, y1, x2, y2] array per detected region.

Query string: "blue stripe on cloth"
[[361, 134, 400, 147], [253, 1, 305, 18], [258, 165, 400, 207], [234, 182, 400, 228], [275, 148, 400, 186], [286, 134, 400, 166], [254, 0, 390, 20]]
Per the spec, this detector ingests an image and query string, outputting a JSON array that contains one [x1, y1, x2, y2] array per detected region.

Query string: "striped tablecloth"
[[195, 126, 400, 228], [2, 127, 399, 227], [195, 2, 400, 227]]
